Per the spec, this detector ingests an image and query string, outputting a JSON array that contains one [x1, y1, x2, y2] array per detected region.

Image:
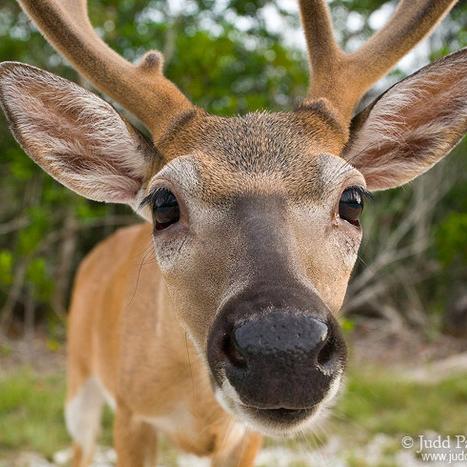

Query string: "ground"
[[1, 328, 467, 466]]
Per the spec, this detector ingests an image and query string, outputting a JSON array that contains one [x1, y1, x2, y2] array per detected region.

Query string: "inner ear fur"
[[343, 49, 467, 191], [0, 62, 158, 204]]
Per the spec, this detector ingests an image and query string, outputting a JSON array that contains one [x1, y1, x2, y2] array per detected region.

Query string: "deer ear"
[[343, 49, 467, 191], [0, 62, 157, 205]]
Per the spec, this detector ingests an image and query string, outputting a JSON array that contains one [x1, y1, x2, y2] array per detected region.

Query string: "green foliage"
[[0, 370, 67, 458], [26, 258, 53, 302], [340, 316, 356, 334], [436, 213, 467, 267], [0, 250, 13, 287]]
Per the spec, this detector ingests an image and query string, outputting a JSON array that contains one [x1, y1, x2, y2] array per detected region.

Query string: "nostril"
[[222, 332, 247, 369], [317, 332, 335, 367]]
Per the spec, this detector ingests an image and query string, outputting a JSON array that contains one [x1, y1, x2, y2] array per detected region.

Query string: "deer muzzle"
[[207, 284, 347, 429]]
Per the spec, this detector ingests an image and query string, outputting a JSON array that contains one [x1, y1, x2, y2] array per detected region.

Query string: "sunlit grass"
[[0, 370, 112, 461], [0, 369, 67, 459], [0, 366, 466, 464], [337, 368, 467, 436]]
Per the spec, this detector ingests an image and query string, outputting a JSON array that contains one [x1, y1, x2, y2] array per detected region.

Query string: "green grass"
[[0, 368, 114, 462], [336, 368, 467, 436], [0, 369, 67, 459], [0, 366, 466, 463]]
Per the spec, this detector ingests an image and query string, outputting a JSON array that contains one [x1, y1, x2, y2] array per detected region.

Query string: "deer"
[[0, 0, 466, 465]]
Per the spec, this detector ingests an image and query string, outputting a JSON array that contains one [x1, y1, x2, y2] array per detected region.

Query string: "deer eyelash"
[[346, 186, 373, 202], [140, 187, 169, 209]]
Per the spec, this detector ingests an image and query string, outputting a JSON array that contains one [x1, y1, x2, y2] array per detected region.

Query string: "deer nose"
[[208, 286, 347, 411], [225, 313, 329, 370], [218, 311, 343, 409]]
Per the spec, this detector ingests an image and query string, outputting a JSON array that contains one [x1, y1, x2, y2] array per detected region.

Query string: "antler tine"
[[18, 0, 193, 140], [300, 0, 458, 127], [299, 0, 342, 76], [351, 1, 457, 88]]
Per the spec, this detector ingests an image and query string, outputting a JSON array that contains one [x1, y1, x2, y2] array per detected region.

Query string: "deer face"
[[139, 112, 358, 433]]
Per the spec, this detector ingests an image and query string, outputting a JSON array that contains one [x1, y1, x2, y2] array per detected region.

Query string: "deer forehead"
[[151, 111, 358, 203]]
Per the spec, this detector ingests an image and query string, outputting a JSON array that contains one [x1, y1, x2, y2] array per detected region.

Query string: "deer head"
[[0, 0, 465, 435]]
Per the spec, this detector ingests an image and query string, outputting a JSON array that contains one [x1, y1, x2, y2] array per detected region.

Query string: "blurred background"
[[0, 0, 466, 466]]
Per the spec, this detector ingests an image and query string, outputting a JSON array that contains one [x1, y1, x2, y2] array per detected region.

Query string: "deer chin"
[[213, 370, 344, 436]]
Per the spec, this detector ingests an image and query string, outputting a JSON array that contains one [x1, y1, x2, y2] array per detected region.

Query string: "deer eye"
[[339, 186, 367, 226], [152, 188, 180, 231]]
